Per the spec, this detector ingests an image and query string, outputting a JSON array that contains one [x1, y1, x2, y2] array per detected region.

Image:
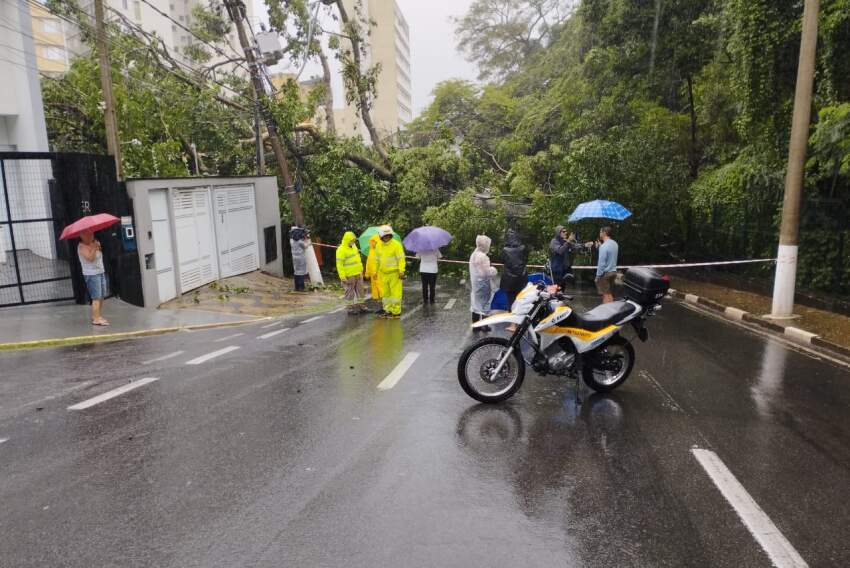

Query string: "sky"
[[254, 0, 479, 116]]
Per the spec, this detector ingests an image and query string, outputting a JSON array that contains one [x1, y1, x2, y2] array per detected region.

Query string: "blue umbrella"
[[403, 226, 453, 253], [568, 199, 632, 222]]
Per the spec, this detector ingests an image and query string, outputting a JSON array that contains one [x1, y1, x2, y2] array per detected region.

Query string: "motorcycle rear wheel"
[[458, 337, 526, 403], [582, 336, 635, 392]]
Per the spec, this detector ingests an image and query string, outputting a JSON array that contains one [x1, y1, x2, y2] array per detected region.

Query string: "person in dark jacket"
[[499, 229, 528, 310], [549, 225, 578, 288]]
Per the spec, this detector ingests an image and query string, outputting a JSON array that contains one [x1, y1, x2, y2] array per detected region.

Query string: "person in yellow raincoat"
[[336, 231, 368, 314], [375, 225, 405, 318], [365, 234, 382, 312]]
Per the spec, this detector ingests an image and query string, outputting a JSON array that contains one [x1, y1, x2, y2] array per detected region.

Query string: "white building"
[[334, 0, 412, 141], [0, 0, 50, 151]]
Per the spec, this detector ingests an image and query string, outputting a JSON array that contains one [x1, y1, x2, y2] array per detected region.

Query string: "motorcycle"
[[457, 267, 670, 404]]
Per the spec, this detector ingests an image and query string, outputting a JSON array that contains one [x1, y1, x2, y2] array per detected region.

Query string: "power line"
[[136, 0, 247, 72], [101, 4, 254, 105]]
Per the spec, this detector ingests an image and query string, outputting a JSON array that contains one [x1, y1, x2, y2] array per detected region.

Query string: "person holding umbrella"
[[59, 213, 121, 326], [375, 225, 406, 318], [403, 226, 453, 305], [78, 230, 109, 325], [365, 234, 383, 313]]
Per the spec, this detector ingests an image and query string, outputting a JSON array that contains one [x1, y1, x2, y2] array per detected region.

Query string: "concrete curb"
[[0, 317, 267, 352], [667, 289, 850, 359]]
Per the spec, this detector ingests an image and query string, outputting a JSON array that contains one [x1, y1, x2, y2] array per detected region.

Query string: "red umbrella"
[[59, 213, 121, 241]]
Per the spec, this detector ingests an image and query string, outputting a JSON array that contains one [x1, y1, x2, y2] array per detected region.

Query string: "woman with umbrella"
[[403, 226, 453, 305], [60, 213, 121, 326]]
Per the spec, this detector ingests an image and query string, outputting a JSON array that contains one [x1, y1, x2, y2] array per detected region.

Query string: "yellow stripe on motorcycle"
[[540, 325, 618, 340]]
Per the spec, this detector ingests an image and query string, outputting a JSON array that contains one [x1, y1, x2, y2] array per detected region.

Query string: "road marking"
[[443, 298, 456, 310], [329, 306, 346, 314], [258, 327, 290, 340], [0, 438, 7, 445], [300, 315, 323, 324], [400, 304, 423, 321], [377, 352, 420, 391], [68, 378, 159, 411], [215, 332, 245, 342], [261, 320, 284, 329], [691, 448, 808, 568], [185, 345, 240, 365], [142, 350, 185, 365]]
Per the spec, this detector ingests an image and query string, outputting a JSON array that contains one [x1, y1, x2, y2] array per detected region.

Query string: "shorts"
[[595, 271, 617, 295], [84, 273, 108, 300]]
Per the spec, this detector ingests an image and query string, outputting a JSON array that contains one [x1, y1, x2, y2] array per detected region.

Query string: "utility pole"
[[93, 0, 123, 180], [223, 0, 304, 226], [771, 0, 819, 318]]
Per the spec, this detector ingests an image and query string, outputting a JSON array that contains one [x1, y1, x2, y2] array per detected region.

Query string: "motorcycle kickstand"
[[572, 371, 583, 405]]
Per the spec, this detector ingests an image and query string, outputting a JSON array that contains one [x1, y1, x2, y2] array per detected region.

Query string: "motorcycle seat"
[[567, 301, 638, 332]]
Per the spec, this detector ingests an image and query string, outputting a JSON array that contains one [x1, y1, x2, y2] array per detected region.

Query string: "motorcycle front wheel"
[[582, 335, 635, 392], [458, 337, 526, 403]]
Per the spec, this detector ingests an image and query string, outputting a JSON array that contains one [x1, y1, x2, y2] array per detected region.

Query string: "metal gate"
[[0, 154, 74, 306], [0, 152, 127, 308]]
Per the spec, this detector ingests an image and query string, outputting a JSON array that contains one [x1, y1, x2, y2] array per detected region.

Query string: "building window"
[[134, 1, 141, 19], [40, 19, 60, 34], [122, 0, 128, 8], [44, 46, 66, 61], [178, 15, 184, 21]]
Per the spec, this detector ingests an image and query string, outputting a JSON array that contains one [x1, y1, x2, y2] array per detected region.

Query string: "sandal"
[[92, 319, 110, 326]]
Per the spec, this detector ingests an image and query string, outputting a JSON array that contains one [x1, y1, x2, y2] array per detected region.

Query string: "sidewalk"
[[0, 300, 261, 350]]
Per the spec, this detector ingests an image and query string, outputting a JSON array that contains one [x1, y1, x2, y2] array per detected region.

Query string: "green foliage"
[[423, 190, 507, 259], [42, 21, 255, 177]]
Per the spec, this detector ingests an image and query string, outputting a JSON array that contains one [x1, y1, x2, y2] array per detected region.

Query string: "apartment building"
[[25, 0, 251, 77], [335, 0, 412, 141]]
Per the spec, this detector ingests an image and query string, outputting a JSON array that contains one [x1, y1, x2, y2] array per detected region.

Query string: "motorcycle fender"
[[473, 313, 525, 328], [631, 319, 649, 342]]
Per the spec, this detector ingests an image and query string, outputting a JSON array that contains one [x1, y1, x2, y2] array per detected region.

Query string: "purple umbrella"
[[403, 226, 453, 253]]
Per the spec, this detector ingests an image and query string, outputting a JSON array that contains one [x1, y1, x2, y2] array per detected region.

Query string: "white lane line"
[[300, 315, 324, 324], [377, 352, 421, 391], [691, 449, 808, 568], [215, 332, 245, 342], [68, 378, 159, 411], [0, 438, 8, 445], [261, 320, 284, 329], [258, 327, 290, 340], [185, 345, 240, 365], [444, 298, 456, 310], [400, 304, 423, 321], [142, 350, 185, 365], [328, 306, 346, 314]]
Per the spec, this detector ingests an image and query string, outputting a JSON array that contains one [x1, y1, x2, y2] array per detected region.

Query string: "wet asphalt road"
[[1, 285, 850, 567]]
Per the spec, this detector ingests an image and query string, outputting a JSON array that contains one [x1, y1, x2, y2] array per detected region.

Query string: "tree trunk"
[[317, 46, 336, 135], [686, 74, 699, 180], [334, 0, 390, 165]]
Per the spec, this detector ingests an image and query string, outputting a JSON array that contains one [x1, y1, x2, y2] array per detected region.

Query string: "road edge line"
[[0, 318, 264, 352]]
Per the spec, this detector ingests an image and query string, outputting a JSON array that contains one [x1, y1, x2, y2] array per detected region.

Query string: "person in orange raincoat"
[[365, 234, 383, 313]]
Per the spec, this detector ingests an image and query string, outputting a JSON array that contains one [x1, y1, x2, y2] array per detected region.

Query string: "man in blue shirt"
[[593, 226, 618, 303]]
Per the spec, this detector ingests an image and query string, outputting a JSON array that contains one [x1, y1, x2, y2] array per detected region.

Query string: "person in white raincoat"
[[469, 234, 498, 332]]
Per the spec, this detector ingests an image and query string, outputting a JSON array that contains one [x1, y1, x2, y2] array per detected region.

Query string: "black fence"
[[0, 152, 139, 308]]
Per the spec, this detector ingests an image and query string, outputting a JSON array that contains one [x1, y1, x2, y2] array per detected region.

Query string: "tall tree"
[[454, 0, 573, 80]]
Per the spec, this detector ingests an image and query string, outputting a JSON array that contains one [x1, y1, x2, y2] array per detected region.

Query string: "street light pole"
[[223, 0, 304, 226], [93, 0, 123, 180], [771, 0, 819, 318]]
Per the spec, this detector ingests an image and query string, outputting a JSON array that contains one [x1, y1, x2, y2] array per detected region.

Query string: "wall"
[[126, 176, 283, 307]]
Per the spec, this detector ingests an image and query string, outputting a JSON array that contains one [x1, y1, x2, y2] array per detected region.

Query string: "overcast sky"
[[255, 0, 479, 116]]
